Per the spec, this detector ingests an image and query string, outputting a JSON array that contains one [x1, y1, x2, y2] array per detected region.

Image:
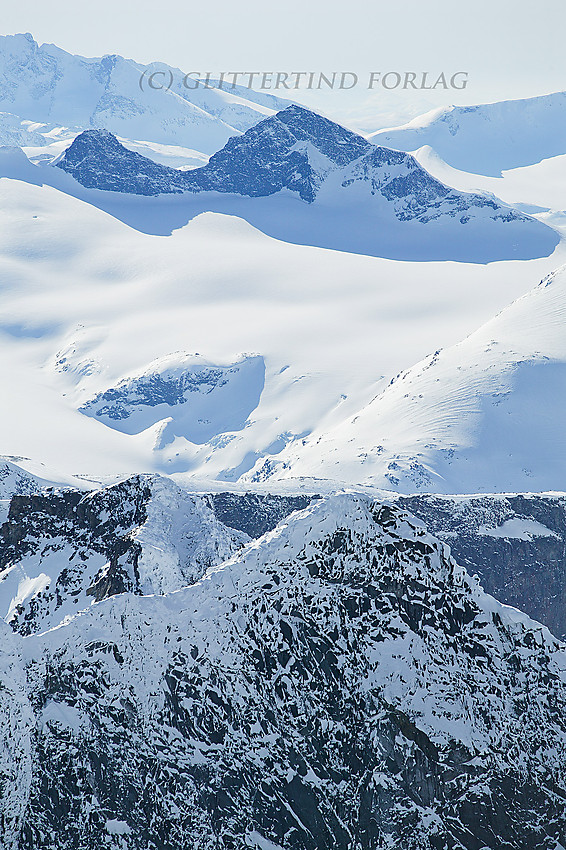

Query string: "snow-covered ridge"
[[269, 264, 566, 494], [0, 33, 293, 154], [0, 474, 250, 636], [370, 91, 566, 176]]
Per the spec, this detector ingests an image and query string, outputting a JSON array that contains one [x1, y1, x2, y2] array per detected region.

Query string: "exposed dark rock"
[[2, 493, 566, 849]]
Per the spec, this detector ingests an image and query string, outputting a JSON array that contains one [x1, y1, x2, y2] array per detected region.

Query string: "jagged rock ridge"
[[1, 491, 566, 848], [0, 475, 249, 636]]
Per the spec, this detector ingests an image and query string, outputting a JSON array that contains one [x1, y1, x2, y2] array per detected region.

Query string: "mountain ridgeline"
[[54, 104, 519, 206], [52, 104, 558, 263], [1, 479, 566, 849]]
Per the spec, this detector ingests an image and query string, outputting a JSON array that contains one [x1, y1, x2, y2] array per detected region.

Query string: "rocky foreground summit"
[[1, 479, 565, 849]]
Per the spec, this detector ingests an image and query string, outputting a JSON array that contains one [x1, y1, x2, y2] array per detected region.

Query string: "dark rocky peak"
[[56, 129, 190, 194], [272, 104, 370, 165], [55, 106, 373, 201], [183, 104, 371, 201], [0, 475, 249, 636]]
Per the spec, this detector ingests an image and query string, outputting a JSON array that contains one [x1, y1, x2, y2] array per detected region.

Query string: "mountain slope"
[[2, 493, 566, 848], [50, 106, 559, 262], [271, 264, 566, 493], [370, 92, 566, 176], [0, 152, 562, 484], [0, 33, 292, 154]]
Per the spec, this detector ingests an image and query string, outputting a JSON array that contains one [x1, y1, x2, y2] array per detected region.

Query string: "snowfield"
[[0, 161, 563, 487], [274, 264, 566, 492]]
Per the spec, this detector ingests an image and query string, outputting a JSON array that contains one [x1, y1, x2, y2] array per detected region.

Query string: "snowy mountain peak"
[[3, 490, 566, 847], [0, 33, 293, 154]]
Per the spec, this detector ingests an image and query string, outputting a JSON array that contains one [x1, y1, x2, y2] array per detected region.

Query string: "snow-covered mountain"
[[0, 33, 292, 154], [0, 141, 562, 487], [2, 490, 566, 848], [50, 106, 559, 262], [370, 91, 566, 176], [4, 29, 566, 850], [3, 462, 566, 639], [270, 264, 566, 493], [0, 475, 250, 636]]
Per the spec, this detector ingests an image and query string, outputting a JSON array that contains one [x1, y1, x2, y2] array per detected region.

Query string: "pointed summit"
[[57, 129, 190, 194], [180, 105, 371, 201]]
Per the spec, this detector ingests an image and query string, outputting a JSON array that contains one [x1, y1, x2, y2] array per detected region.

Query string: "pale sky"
[[3, 0, 565, 129]]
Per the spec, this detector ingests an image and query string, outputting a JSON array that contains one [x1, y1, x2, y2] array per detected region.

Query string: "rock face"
[[55, 129, 192, 194], [180, 104, 371, 201], [0, 475, 249, 636], [398, 492, 566, 640], [55, 106, 370, 199], [1, 489, 566, 848]]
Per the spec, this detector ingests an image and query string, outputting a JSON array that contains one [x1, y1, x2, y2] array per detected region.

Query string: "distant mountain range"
[[0, 33, 292, 153], [370, 92, 566, 176]]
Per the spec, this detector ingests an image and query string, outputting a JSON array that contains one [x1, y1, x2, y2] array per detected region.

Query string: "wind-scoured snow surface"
[[275, 264, 566, 493], [369, 92, 566, 176], [1, 491, 566, 848], [0, 33, 292, 154]]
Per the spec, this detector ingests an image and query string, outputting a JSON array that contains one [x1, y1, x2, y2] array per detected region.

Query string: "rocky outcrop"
[[398, 492, 566, 639], [0, 476, 248, 636]]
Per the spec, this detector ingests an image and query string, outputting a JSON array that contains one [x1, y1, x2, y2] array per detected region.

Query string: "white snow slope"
[[0, 150, 564, 489], [273, 264, 566, 493], [1, 46, 566, 494], [369, 92, 566, 176]]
